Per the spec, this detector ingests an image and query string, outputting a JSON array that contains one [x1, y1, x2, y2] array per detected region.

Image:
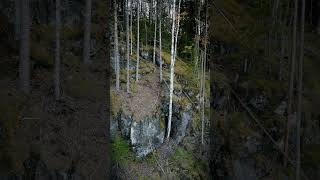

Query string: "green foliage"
[[170, 147, 202, 179], [111, 136, 131, 166]]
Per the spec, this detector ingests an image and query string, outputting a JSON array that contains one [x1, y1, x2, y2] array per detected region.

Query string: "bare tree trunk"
[[152, 0, 157, 64], [159, 2, 162, 82], [126, 0, 131, 93], [194, 0, 201, 77], [284, 0, 299, 166], [19, 0, 30, 93], [55, 0, 61, 100], [167, 0, 177, 140], [15, 0, 21, 40], [130, 0, 133, 55], [83, 0, 92, 64], [201, 5, 208, 145], [296, 1, 305, 179], [136, 0, 140, 81], [114, 1, 120, 91]]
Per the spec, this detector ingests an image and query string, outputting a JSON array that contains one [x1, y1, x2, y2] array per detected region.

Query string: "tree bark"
[[167, 0, 177, 140], [15, 0, 21, 40], [284, 0, 299, 166], [83, 0, 92, 64], [296, 0, 305, 179], [159, 1, 162, 82], [153, 0, 157, 64], [19, 0, 30, 93], [136, 0, 140, 81], [114, 1, 120, 91], [130, 0, 133, 55], [55, 0, 61, 100], [126, 0, 131, 93]]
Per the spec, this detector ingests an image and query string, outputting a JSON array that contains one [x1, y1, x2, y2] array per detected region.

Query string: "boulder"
[[130, 116, 165, 157]]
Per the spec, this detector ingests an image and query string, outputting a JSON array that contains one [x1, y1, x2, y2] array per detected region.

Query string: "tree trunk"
[[136, 0, 140, 81], [83, 0, 92, 64], [55, 0, 61, 100], [167, 0, 177, 140], [159, 2, 162, 82], [130, 0, 133, 55], [201, 5, 208, 145], [153, 0, 157, 64], [126, 0, 131, 93], [19, 0, 30, 93], [114, 1, 120, 91], [15, 0, 21, 40], [296, 0, 305, 179], [284, 0, 299, 166]]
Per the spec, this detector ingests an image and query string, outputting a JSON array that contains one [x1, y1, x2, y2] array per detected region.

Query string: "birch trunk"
[[153, 0, 157, 64], [136, 0, 140, 81], [83, 0, 92, 64], [159, 2, 162, 81], [55, 0, 61, 100], [167, 0, 177, 140], [114, 1, 120, 91], [201, 5, 208, 145], [130, 0, 133, 55], [19, 0, 30, 93], [126, 0, 131, 93]]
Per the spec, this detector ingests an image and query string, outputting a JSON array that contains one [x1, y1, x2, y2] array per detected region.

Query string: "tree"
[[114, 1, 120, 91], [136, 0, 141, 81], [201, 4, 208, 145], [19, 0, 30, 93], [126, 0, 131, 93], [159, 1, 162, 82], [167, 0, 181, 140], [55, 0, 61, 100], [152, 0, 157, 64], [130, 0, 133, 55], [15, 0, 21, 40], [296, 0, 305, 179], [284, 0, 298, 166], [83, 0, 92, 64]]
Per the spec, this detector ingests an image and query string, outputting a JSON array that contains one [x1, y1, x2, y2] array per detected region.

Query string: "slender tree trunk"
[[19, 0, 30, 93], [284, 0, 299, 166], [296, 1, 305, 179], [194, 0, 201, 77], [159, 2, 162, 82], [136, 0, 140, 81], [126, 0, 131, 93], [15, 0, 21, 40], [83, 0, 92, 64], [130, 0, 133, 55], [201, 5, 208, 145], [114, 1, 120, 91], [55, 0, 61, 100], [167, 0, 177, 140], [153, 0, 157, 64]]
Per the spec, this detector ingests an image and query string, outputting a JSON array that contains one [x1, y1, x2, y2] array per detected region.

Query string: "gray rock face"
[[173, 104, 192, 145], [130, 116, 165, 157]]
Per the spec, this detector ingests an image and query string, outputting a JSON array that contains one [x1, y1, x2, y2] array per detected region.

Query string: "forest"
[[0, 0, 319, 180]]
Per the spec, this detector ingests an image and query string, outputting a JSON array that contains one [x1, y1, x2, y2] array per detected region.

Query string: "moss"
[[111, 136, 131, 166], [111, 91, 122, 116], [170, 147, 201, 179], [32, 25, 54, 43]]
